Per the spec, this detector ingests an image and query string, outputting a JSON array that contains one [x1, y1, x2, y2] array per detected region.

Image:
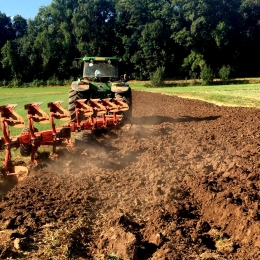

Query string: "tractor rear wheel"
[[115, 88, 132, 122], [20, 127, 31, 157], [75, 131, 92, 148], [69, 88, 88, 122]]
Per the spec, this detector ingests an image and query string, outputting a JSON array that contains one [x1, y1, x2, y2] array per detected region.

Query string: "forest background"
[[1, 0, 260, 87]]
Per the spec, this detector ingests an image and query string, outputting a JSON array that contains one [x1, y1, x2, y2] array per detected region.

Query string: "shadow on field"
[[132, 115, 220, 125]]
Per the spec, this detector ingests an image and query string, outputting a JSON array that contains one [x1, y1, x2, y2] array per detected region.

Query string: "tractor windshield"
[[83, 60, 118, 79]]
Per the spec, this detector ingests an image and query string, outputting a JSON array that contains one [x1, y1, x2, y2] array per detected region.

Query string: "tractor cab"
[[82, 57, 120, 82]]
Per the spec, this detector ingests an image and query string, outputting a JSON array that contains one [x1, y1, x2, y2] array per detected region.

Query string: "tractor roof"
[[83, 56, 119, 61]]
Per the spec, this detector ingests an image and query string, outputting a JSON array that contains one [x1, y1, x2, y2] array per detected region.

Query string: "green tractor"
[[69, 56, 132, 124]]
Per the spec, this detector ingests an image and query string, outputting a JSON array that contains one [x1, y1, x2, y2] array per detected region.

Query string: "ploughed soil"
[[1, 90, 260, 260]]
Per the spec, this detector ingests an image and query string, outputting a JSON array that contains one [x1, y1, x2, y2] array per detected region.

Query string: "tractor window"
[[83, 61, 118, 78]]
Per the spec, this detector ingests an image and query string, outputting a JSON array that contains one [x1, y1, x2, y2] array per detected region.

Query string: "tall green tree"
[[171, 0, 241, 77], [1, 41, 20, 80], [237, 0, 260, 76], [115, 0, 174, 79], [3, 0, 260, 83], [0, 12, 15, 49], [72, 0, 117, 56], [0, 13, 15, 80], [12, 15, 27, 38], [31, 0, 78, 80]]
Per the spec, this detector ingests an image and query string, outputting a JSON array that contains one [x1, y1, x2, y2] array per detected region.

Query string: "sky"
[[0, 0, 53, 19]]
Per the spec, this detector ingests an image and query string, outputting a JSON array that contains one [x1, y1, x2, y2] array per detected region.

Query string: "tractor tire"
[[68, 88, 88, 122], [115, 88, 132, 123], [20, 127, 32, 157], [75, 131, 92, 148]]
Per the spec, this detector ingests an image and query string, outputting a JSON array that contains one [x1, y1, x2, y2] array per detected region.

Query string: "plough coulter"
[[0, 97, 129, 176]]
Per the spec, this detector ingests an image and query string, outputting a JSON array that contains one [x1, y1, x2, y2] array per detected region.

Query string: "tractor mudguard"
[[71, 81, 90, 92], [111, 82, 130, 93]]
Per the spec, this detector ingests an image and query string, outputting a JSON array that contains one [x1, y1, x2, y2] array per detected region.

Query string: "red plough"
[[0, 104, 27, 176], [0, 98, 129, 176]]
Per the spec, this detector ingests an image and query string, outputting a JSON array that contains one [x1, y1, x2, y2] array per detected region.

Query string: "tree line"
[[0, 0, 260, 85]]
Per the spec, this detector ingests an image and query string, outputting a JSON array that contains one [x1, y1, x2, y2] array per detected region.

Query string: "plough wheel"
[[115, 88, 132, 122], [20, 127, 32, 157], [20, 127, 38, 157], [69, 88, 88, 122], [75, 131, 91, 148]]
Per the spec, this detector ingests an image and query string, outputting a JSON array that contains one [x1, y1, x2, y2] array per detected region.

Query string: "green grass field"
[[129, 81, 260, 108]]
